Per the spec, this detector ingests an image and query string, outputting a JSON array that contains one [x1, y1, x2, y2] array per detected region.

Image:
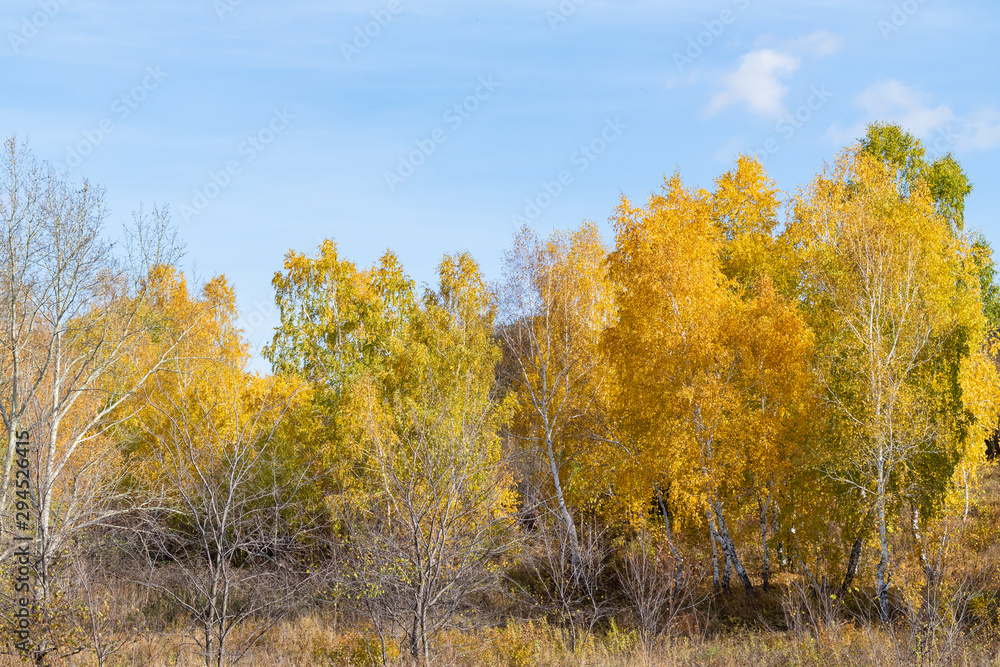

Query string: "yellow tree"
[[496, 223, 613, 565], [711, 155, 820, 590], [712, 155, 784, 292], [118, 267, 249, 487], [605, 174, 813, 596], [788, 147, 999, 621]]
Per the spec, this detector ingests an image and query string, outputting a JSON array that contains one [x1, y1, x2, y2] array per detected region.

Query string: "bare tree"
[[65, 549, 149, 667], [344, 375, 522, 665], [125, 361, 322, 667], [0, 138, 183, 529], [615, 525, 706, 645], [0, 137, 189, 662], [512, 515, 611, 652]]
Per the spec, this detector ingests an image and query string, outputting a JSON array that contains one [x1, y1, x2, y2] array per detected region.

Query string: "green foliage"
[[972, 234, 1000, 331], [860, 122, 972, 231]]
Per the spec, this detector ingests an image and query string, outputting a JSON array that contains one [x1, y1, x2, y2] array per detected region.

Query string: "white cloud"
[[704, 31, 841, 120], [854, 80, 954, 135], [705, 48, 799, 118], [826, 80, 1000, 153]]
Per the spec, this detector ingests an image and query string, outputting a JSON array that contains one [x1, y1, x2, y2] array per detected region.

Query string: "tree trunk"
[[759, 495, 770, 593], [1, 318, 22, 518], [839, 537, 863, 598], [546, 433, 580, 566], [409, 614, 420, 661], [37, 409, 60, 603], [2, 413, 19, 526], [706, 509, 719, 593], [875, 498, 891, 623], [721, 552, 732, 594], [962, 467, 970, 523], [712, 499, 754, 597], [656, 486, 684, 590], [207, 560, 219, 667]]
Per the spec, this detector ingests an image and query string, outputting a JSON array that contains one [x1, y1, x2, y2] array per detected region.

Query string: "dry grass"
[[4, 470, 1000, 666], [2, 611, 997, 666]]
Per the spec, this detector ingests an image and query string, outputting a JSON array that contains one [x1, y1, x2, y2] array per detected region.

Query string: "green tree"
[[860, 122, 972, 232], [264, 241, 416, 486], [347, 252, 517, 664], [788, 145, 996, 621]]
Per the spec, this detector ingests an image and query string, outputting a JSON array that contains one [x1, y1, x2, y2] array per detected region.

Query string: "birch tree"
[[790, 147, 997, 621], [604, 174, 813, 597], [0, 137, 190, 661], [496, 223, 612, 565]]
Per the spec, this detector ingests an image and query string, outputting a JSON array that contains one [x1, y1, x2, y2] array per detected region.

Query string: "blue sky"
[[3, 0, 998, 369]]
